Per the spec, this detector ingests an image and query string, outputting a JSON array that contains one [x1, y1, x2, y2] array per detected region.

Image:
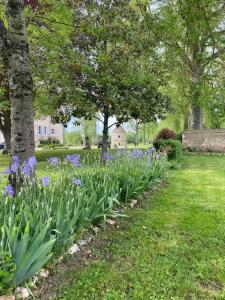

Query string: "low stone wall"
[[182, 129, 225, 152]]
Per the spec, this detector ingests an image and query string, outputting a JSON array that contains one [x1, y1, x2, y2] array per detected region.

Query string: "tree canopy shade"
[[53, 0, 171, 155]]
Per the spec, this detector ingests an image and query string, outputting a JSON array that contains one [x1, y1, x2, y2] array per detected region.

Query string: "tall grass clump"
[[0, 148, 167, 293]]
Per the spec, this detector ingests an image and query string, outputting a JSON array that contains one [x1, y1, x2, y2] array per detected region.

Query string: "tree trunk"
[[135, 123, 139, 147], [188, 43, 203, 130], [188, 105, 203, 130], [7, 0, 35, 163], [101, 108, 109, 162], [147, 124, 150, 144], [183, 114, 188, 130], [143, 124, 146, 145]]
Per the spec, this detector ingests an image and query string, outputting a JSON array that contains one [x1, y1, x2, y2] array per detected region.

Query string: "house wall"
[[0, 130, 4, 144], [34, 117, 64, 146], [111, 132, 127, 147], [182, 129, 225, 152], [0, 116, 64, 147]]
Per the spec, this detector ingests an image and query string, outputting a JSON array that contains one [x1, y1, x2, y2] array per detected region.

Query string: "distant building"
[[111, 126, 127, 148], [0, 116, 64, 147], [34, 116, 64, 146], [0, 130, 4, 144]]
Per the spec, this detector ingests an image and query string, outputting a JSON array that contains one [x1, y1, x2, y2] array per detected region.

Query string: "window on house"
[[51, 129, 55, 135], [118, 135, 120, 138], [44, 127, 47, 135], [38, 126, 42, 135]]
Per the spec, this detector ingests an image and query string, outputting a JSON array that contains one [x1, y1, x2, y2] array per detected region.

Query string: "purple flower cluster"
[[156, 153, 161, 160], [2, 156, 20, 175], [11, 156, 20, 173], [2, 184, 14, 197], [66, 154, 81, 167], [131, 149, 143, 158], [146, 147, 156, 155], [48, 157, 59, 166], [2, 156, 38, 178], [3, 167, 12, 175], [72, 178, 82, 186], [22, 156, 37, 178], [103, 152, 113, 161]]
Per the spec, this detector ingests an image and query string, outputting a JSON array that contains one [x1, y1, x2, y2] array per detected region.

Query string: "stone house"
[[34, 116, 64, 146], [0, 116, 64, 147], [111, 126, 127, 148]]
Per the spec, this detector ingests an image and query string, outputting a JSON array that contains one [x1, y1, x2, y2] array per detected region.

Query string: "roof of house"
[[112, 126, 126, 134]]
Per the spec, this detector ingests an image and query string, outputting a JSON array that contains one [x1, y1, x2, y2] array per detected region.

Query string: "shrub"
[[39, 138, 60, 146], [153, 139, 182, 161], [42, 143, 65, 150], [156, 128, 176, 140]]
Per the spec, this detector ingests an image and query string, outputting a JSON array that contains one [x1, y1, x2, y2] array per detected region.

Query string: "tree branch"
[[90, 114, 104, 124], [108, 121, 119, 129], [206, 46, 225, 63]]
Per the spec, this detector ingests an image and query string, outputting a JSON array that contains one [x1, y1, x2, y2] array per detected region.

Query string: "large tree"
[[6, 0, 35, 163], [53, 0, 171, 157], [0, 0, 73, 154], [137, 0, 225, 129]]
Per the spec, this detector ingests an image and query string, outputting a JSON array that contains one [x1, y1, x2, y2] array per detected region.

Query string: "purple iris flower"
[[28, 156, 37, 170], [103, 152, 113, 161], [156, 153, 161, 160], [42, 176, 50, 188], [131, 149, 143, 158], [11, 161, 19, 173], [12, 155, 19, 163], [146, 147, 156, 154], [10, 156, 20, 173], [66, 154, 81, 167], [21, 156, 37, 178], [3, 168, 12, 175], [48, 157, 59, 166], [72, 178, 82, 186], [2, 184, 14, 197], [22, 163, 31, 178]]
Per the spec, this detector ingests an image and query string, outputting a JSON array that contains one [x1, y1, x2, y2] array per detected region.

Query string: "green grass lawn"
[[52, 154, 225, 300]]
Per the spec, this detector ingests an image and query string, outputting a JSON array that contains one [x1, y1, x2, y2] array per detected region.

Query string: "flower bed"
[[0, 148, 167, 295]]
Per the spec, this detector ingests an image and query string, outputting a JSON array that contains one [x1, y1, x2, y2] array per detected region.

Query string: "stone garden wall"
[[182, 129, 225, 152]]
